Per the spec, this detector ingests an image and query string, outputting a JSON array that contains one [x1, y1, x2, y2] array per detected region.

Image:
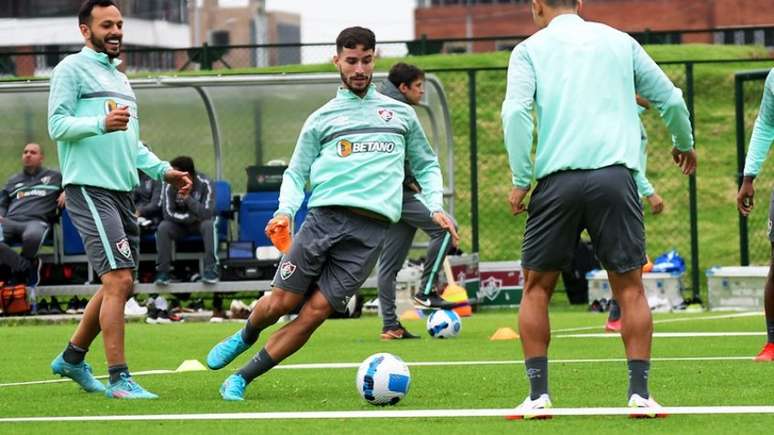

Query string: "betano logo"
[[337, 139, 396, 157]]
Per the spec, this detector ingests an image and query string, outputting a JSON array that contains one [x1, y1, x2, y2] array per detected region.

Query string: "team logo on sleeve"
[[41, 176, 51, 184], [338, 139, 353, 157], [116, 238, 132, 260], [280, 261, 297, 280], [377, 108, 394, 122]]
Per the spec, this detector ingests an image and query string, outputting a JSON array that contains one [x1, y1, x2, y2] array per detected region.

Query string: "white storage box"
[[587, 270, 684, 308], [706, 266, 768, 311]]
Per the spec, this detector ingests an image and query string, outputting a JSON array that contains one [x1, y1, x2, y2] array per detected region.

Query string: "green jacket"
[[48, 47, 169, 192]]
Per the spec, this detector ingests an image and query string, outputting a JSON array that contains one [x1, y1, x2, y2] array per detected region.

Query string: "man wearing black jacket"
[[154, 156, 218, 284]]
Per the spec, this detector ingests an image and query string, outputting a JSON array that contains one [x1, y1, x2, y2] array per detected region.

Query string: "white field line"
[[556, 332, 765, 338], [0, 356, 754, 388], [551, 312, 763, 333], [3, 406, 774, 422]]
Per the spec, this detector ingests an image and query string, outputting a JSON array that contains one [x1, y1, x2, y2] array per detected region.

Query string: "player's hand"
[[646, 193, 664, 214], [672, 147, 697, 175], [265, 214, 292, 253], [432, 212, 459, 248], [509, 187, 529, 215], [56, 191, 66, 209], [104, 105, 130, 132], [164, 169, 192, 197], [737, 177, 755, 217]]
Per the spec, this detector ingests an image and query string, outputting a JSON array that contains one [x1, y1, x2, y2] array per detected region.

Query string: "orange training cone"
[[490, 327, 520, 341]]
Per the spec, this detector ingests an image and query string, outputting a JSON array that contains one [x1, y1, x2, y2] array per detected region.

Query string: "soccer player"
[[47, 0, 190, 399], [376, 62, 459, 340], [737, 68, 774, 362], [206, 27, 452, 401], [501, 0, 695, 416]]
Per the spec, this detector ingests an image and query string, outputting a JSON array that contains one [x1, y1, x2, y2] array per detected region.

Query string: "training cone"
[[399, 308, 423, 321], [175, 359, 208, 372], [490, 327, 520, 341], [442, 284, 472, 317]]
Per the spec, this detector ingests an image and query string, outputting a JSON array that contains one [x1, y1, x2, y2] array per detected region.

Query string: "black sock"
[[240, 319, 261, 345], [62, 342, 87, 365], [608, 300, 621, 322], [236, 348, 277, 384], [525, 356, 549, 400], [108, 364, 130, 384], [627, 359, 650, 399], [767, 319, 774, 343]]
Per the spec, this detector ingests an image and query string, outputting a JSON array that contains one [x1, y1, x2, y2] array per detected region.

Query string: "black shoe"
[[146, 301, 159, 324], [413, 292, 455, 310], [26, 258, 41, 288], [65, 296, 79, 314], [48, 296, 63, 315], [381, 323, 420, 340], [36, 298, 50, 315], [77, 297, 88, 313]]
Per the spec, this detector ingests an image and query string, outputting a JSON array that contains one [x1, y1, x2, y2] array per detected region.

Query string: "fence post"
[[420, 34, 428, 56], [685, 62, 701, 299], [468, 69, 479, 254], [201, 42, 211, 70], [735, 75, 750, 266]]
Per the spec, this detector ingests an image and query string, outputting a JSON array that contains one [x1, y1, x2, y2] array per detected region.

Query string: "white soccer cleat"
[[124, 297, 148, 316], [628, 393, 667, 418], [506, 394, 553, 420]]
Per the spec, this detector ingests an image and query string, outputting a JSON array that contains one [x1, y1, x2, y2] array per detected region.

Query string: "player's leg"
[[197, 218, 219, 283], [755, 204, 774, 361], [154, 220, 186, 284], [377, 220, 418, 339]]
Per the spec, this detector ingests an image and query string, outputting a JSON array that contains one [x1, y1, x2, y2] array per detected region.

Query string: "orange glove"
[[265, 215, 292, 253]]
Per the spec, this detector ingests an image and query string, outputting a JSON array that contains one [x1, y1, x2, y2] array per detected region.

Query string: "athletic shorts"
[[271, 206, 389, 313], [65, 185, 138, 277], [521, 165, 646, 273]]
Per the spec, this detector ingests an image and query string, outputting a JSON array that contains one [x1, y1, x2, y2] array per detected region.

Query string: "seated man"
[[134, 151, 163, 233], [154, 156, 218, 285], [0, 143, 63, 286]]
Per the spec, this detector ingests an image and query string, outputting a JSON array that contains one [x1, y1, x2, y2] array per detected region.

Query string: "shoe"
[[105, 373, 158, 399], [207, 330, 252, 370], [26, 257, 41, 287], [124, 297, 148, 317], [220, 374, 247, 401], [145, 302, 161, 324], [506, 394, 553, 420], [50, 353, 105, 393], [65, 296, 79, 314], [202, 270, 219, 285], [48, 297, 63, 315], [229, 299, 250, 320], [155, 309, 172, 324], [754, 342, 774, 361], [154, 272, 171, 286], [166, 310, 184, 322], [413, 292, 456, 310], [381, 323, 420, 340], [77, 297, 88, 314], [628, 393, 666, 418], [605, 319, 621, 332], [37, 298, 50, 315]]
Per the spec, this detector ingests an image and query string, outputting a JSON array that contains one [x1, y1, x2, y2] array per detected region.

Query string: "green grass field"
[[2, 307, 774, 434]]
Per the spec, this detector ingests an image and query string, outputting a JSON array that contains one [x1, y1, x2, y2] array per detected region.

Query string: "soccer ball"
[[426, 309, 462, 338], [356, 353, 411, 406]]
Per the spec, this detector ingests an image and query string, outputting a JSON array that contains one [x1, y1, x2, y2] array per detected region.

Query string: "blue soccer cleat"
[[220, 374, 247, 401], [104, 373, 158, 399], [207, 330, 251, 370], [50, 353, 105, 393]]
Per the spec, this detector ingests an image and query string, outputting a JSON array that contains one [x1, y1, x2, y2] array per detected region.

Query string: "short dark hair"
[[544, 0, 578, 7], [170, 156, 195, 176], [78, 0, 119, 26], [336, 27, 376, 53], [388, 63, 425, 88]]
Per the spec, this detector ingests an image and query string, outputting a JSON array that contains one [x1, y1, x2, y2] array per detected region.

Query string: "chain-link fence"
[[736, 69, 772, 266]]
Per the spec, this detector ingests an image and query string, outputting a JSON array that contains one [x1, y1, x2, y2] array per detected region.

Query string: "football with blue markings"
[[355, 353, 411, 406], [426, 309, 462, 338]]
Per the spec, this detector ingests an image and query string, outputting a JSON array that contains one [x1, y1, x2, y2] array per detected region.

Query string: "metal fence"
[[735, 69, 772, 266]]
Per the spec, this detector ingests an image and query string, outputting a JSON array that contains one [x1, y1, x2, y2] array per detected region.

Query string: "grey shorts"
[[521, 165, 646, 273], [271, 206, 389, 313], [65, 185, 138, 277]]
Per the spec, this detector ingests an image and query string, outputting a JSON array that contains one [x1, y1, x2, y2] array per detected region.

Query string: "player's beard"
[[340, 71, 372, 96], [91, 33, 122, 59]]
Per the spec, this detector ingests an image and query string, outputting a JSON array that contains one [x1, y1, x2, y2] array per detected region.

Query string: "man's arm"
[[743, 70, 774, 178], [184, 177, 215, 221], [137, 180, 162, 218], [48, 65, 105, 142], [275, 115, 320, 218], [631, 39, 694, 152], [161, 183, 192, 224], [405, 113, 444, 214], [501, 43, 536, 190], [136, 141, 172, 181]]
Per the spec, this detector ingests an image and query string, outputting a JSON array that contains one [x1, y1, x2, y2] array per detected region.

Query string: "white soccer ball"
[[355, 353, 411, 406], [426, 309, 462, 338]]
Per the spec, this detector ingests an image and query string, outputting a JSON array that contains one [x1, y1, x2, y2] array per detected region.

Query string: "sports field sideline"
[[2, 309, 773, 434]]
